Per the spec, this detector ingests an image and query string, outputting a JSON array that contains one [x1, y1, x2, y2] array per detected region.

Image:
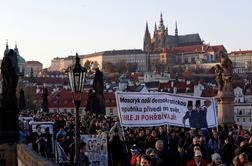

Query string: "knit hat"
[[130, 144, 140, 153], [211, 153, 221, 161], [194, 150, 202, 157]]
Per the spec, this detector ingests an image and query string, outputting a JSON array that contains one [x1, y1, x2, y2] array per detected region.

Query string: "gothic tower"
[[4, 40, 9, 56], [143, 22, 152, 52], [153, 22, 158, 39], [175, 21, 178, 36], [155, 13, 167, 51]]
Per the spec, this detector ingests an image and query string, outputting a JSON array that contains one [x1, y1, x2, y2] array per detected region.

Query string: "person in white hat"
[[186, 150, 207, 166]]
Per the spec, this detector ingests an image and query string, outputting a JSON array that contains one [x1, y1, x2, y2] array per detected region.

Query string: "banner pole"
[[120, 125, 129, 154], [214, 97, 219, 133]]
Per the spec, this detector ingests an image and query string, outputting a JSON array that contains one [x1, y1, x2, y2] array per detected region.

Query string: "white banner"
[[115, 92, 217, 128]]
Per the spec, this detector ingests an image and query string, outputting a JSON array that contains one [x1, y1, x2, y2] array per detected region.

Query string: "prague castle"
[[143, 13, 203, 52], [49, 14, 224, 72]]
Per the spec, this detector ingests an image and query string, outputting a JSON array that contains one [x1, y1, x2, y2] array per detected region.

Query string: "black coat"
[[221, 142, 236, 166], [190, 109, 208, 128]]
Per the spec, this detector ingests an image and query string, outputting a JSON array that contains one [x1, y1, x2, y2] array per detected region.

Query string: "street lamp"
[[66, 53, 87, 165]]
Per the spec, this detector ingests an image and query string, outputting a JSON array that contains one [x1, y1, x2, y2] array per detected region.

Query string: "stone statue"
[[93, 67, 104, 96], [214, 51, 233, 94], [1, 49, 19, 96], [0, 49, 19, 143], [42, 87, 49, 112], [214, 51, 234, 126], [19, 88, 26, 111], [85, 62, 105, 115]]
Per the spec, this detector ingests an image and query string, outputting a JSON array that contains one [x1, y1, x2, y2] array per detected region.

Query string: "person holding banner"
[[200, 100, 212, 129]]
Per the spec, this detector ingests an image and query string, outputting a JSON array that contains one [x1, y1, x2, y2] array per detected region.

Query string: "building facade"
[[229, 50, 252, 74], [49, 56, 75, 72], [24, 61, 43, 77], [79, 49, 159, 72], [233, 85, 252, 129]]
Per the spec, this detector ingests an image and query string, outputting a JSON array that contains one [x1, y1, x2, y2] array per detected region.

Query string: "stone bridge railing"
[[0, 143, 56, 166], [17, 144, 56, 166]]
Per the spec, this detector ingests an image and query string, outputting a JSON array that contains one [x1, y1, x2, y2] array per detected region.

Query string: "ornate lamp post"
[[66, 53, 87, 165]]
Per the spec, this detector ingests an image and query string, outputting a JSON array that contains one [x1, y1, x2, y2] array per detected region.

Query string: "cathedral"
[[143, 14, 203, 52]]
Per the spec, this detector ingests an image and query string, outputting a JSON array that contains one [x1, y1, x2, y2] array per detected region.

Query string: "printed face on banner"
[[115, 92, 217, 128], [80, 134, 108, 166]]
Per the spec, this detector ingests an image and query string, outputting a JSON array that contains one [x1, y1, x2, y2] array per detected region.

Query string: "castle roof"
[[166, 34, 202, 46], [26, 61, 42, 65], [103, 49, 144, 55]]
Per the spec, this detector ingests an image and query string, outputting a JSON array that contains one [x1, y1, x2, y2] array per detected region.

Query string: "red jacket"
[[186, 159, 207, 166]]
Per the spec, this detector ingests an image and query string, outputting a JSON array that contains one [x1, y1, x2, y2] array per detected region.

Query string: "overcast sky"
[[0, 0, 251, 68]]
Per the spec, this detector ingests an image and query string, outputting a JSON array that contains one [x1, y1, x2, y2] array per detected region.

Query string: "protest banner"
[[29, 121, 55, 154], [115, 92, 217, 128], [19, 117, 33, 133], [29, 121, 55, 134], [80, 134, 108, 166]]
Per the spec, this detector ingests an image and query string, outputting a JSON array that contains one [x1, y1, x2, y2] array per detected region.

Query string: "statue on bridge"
[[0, 49, 19, 143], [214, 50, 234, 126], [1, 49, 19, 97], [85, 62, 105, 115], [214, 51, 233, 96]]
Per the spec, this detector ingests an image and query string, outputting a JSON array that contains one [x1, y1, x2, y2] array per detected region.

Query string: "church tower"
[[14, 42, 19, 54], [158, 13, 165, 34], [175, 21, 178, 36], [143, 22, 152, 52], [4, 40, 9, 56], [153, 22, 158, 39]]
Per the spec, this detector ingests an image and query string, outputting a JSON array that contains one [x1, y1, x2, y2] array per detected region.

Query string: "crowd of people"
[[18, 111, 252, 166]]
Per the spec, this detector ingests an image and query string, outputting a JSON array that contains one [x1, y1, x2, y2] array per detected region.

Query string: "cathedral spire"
[[6, 39, 8, 49], [153, 22, 158, 38], [160, 13, 164, 26], [175, 21, 178, 36], [143, 21, 151, 52], [159, 12, 165, 32], [14, 41, 20, 55], [4, 39, 9, 56], [145, 21, 150, 34]]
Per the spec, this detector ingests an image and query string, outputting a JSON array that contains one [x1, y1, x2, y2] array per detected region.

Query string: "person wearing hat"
[[200, 100, 211, 128], [208, 153, 223, 166], [183, 100, 194, 128], [186, 150, 207, 166], [130, 144, 142, 166]]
